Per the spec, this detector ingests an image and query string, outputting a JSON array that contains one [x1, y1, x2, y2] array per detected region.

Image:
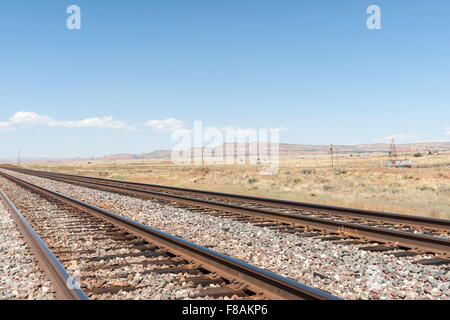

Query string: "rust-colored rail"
[[0, 171, 339, 300], [6, 167, 449, 233], [0, 188, 88, 300], [2, 168, 450, 257]]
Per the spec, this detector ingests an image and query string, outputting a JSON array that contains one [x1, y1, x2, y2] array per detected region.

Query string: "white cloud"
[[53, 116, 134, 130], [3, 113, 287, 136], [145, 118, 184, 131], [4, 112, 134, 131], [10, 112, 54, 127], [0, 121, 13, 131], [446, 129, 450, 135], [373, 133, 423, 143]]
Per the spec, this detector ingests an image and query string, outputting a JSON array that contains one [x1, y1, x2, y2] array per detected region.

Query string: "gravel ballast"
[[1, 169, 449, 300], [0, 192, 56, 300], [0, 177, 229, 300]]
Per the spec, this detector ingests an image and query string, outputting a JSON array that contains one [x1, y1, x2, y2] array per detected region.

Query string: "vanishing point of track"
[[3, 167, 449, 260], [0, 171, 338, 300]]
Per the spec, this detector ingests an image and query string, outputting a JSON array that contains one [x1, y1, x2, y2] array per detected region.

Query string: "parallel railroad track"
[[2, 168, 449, 261], [0, 172, 338, 300], [6, 167, 449, 235]]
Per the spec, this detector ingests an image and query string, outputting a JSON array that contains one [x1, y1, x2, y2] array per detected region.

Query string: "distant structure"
[[330, 144, 334, 168], [426, 147, 439, 155], [385, 138, 412, 168]]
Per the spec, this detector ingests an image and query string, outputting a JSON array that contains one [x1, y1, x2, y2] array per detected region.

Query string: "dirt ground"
[[22, 152, 450, 219]]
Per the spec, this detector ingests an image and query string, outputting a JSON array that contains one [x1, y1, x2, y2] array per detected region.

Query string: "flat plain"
[[22, 152, 450, 219]]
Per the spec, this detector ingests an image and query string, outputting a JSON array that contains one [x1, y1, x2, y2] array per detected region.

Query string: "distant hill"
[[274, 142, 450, 154], [142, 150, 172, 159], [102, 154, 137, 160], [2, 142, 449, 163], [95, 141, 450, 160], [180, 142, 450, 157]]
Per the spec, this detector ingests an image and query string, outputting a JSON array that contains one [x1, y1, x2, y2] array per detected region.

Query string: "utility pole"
[[330, 144, 334, 169], [18, 148, 21, 167]]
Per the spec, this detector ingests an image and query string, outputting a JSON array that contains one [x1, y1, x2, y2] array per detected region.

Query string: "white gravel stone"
[[0, 194, 56, 300], [1, 168, 449, 300]]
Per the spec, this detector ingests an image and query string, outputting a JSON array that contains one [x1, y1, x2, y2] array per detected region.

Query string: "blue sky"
[[0, 1, 449, 158]]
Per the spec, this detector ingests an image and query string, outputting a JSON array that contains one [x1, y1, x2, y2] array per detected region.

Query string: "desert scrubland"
[[23, 152, 450, 219]]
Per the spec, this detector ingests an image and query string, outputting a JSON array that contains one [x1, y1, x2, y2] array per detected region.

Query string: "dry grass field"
[[22, 152, 450, 219]]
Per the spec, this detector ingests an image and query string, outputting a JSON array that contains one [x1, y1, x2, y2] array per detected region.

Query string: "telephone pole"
[[330, 144, 334, 169]]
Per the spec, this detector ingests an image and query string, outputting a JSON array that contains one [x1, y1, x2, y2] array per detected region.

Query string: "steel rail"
[[0, 188, 89, 300], [6, 167, 449, 232], [2, 169, 449, 257], [0, 171, 339, 300]]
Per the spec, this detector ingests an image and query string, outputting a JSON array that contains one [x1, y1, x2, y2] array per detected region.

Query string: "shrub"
[[333, 168, 347, 175], [413, 153, 423, 157], [419, 185, 435, 192]]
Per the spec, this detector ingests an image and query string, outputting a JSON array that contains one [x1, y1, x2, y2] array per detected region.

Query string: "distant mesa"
[[2, 142, 449, 164]]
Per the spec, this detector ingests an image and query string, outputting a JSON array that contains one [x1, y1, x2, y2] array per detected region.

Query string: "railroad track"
[[5, 167, 449, 235], [0, 172, 338, 300], [0, 188, 88, 300], [2, 167, 449, 261]]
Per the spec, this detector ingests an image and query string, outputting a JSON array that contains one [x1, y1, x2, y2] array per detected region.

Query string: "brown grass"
[[22, 152, 450, 219]]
